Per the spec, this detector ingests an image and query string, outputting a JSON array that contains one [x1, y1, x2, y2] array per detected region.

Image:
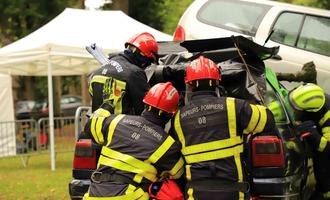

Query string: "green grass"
[[0, 151, 74, 200]]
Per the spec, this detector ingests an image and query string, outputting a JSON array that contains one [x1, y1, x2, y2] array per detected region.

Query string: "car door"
[[257, 11, 330, 93]]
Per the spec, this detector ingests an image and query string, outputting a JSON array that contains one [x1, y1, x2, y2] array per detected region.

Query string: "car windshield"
[[34, 101, 46, 110], [16, 101, 35, 112], [197, 0, 271, 36]]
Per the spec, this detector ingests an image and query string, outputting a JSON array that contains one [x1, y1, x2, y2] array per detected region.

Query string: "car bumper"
[[252, 174, 302, 199], [68, 179, 90, 200]]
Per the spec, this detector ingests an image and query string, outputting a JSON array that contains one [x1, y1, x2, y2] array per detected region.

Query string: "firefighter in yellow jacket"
[[83, 82, 184, 200], [287, 83, 330, 199], [170, 56, 277, 200], [88, 32, 158, 113]]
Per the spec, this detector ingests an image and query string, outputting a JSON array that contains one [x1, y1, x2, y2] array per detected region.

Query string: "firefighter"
[[88, 32, 158, 113], [170, 56, 277, 200], [287, 83, 330, 200], [83, 82, 184, 200]]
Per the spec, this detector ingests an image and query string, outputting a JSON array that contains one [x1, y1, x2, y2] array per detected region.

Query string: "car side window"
[[61, 98, 67, 104], [297, 16, 330, 56], [270, 12, 304, 46]]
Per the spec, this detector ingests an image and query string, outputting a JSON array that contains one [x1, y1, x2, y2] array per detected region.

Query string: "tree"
[[128, 0, 165, 32], [127, 0, 193, 35], [158, 0, 194, 34], [278, 0, 329, 10], [0, 0, 82, 105]]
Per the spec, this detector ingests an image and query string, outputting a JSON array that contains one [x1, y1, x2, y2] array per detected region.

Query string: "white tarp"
[[0, 8, 172, 75], [0, 74, 16, 157]]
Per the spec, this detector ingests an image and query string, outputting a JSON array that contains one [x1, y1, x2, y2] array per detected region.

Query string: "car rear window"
[[197, 0, 271, 36]]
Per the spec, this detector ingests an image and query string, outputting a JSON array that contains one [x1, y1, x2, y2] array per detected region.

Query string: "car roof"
[[238, 0, 330, 16], [192, 0, 330, 17]]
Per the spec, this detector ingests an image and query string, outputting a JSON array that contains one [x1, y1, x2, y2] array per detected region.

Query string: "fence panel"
[[38, 116, 76, 152], [0, 106, 92, 166], [74, 106, 91, 139], [0, 119, 37, 158]]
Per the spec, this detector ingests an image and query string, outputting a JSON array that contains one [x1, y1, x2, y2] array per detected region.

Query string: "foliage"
[[127, 0, 193, 35], [278, 0, 329, 10], [128, 0, 165, 31], [0, 0, 81, 47], [158, 0, 194, 34]]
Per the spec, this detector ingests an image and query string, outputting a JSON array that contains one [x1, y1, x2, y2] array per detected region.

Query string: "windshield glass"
[[197, 0, 271, 36]]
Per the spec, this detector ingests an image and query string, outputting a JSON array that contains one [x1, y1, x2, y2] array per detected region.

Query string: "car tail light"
[[252, 136, 284, 167], [73, 139, 97, 169], [173, 25, 185, 42], [41, 107, 49, 113]]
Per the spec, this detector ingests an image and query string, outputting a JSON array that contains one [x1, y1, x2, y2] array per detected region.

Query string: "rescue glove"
[[89, 102, 113, 118], [295, 120, 321, 149], [100, 100, 114, 114], [148, 179, 184, 200]]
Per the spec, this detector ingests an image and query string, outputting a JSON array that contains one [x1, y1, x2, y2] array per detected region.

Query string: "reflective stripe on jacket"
[[171, 92, 275, 200], [84, 113, 184, 199]]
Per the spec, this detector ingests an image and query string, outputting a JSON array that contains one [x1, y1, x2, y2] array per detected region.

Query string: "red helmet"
[[148, 180, 184, 200], [185, 56, 221, 83], [143, 82, 179, 114], [125, 32, 158, 61]]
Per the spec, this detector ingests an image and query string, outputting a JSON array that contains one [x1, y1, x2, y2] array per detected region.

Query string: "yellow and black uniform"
[[298, 94, 330, 199], [88, 53, 150, 114], [171, 91, 276, 200], [83, 109, 184, 200]]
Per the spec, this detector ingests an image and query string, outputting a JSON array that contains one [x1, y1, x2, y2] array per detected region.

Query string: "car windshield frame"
[[196, 0, 272, 36], [265, 80, 291, 125]]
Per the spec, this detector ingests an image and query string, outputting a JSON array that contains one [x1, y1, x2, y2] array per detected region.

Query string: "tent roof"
[[0, 8, 172, 76]]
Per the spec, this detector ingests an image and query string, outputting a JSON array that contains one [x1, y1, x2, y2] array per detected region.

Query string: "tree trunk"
[[53, 76, 61, 117], [24, 76, 34, 100], [112, 0, 129, 14], [81, 75, 90, 106]]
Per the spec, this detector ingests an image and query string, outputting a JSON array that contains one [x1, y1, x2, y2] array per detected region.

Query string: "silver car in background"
[[174, 0, 330, 93]]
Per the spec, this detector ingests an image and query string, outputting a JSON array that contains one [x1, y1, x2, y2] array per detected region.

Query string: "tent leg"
[[47, 56, 56, 171]]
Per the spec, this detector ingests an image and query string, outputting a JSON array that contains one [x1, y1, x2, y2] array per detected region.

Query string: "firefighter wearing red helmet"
[[83, 82, 184, 200], [88, 32, 158, 114], [170, 56, 277, 200]]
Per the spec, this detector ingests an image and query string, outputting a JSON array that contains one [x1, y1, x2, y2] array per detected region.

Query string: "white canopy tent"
[[0, 74, 15, 157], [0, 8, 172, 170]]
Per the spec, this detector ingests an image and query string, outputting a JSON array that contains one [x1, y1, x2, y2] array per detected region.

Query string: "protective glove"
[[149, 179, 184, 200], [90, 102, 113, 118], [295, 120, 322, 150]]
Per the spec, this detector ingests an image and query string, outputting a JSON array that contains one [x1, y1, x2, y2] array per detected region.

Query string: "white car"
[[174, 0, 330, 93]]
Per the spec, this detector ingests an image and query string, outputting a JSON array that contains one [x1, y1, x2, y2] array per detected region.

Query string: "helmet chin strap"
[[124, 48, 152, 69]]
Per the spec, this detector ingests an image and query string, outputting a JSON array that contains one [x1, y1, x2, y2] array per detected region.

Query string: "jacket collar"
[[191, 90, 218, 100]]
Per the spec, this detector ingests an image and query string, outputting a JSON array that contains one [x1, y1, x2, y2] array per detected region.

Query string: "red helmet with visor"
[[125, 32, 158, 62], [185, 56, 221, 83], [143, 82, 179, 114]]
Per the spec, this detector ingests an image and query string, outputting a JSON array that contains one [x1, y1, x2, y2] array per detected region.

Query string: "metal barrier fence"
[[0, 119, 37, 157], [0, 106, 92, 160], [0, 106, 92, 168], [74, 106, 92, 139]]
